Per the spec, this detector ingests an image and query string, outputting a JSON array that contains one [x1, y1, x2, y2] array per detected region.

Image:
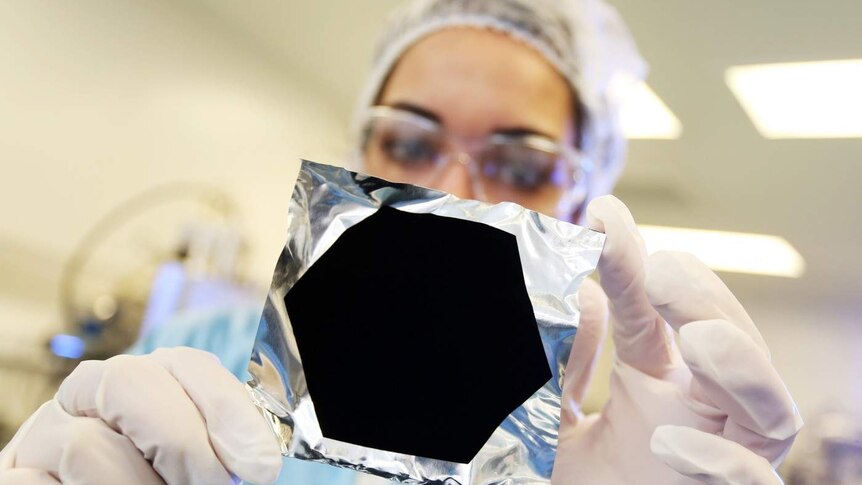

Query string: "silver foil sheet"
[[247, 160, 604, 484]]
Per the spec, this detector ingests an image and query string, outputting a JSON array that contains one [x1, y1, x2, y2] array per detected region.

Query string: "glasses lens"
[[363, 114, 444, 172], [475, 138, 580, 210], [479, 140, 572, 191], [359, 108, 586, 216]]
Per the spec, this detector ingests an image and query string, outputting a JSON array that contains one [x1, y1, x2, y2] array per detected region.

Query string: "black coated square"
[[285, 205, 551, 464]]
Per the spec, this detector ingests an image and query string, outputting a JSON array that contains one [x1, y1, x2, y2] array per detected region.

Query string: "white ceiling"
[[180, 0, 862, 308]]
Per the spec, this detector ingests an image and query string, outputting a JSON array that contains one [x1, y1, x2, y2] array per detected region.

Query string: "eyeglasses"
[[357, 105, 591, 214]]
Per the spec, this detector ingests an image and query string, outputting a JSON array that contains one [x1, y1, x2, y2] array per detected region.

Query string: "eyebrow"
[[493, 126, 556, 140], [390, 102, 442, 124], [388, 101, 557, 140]]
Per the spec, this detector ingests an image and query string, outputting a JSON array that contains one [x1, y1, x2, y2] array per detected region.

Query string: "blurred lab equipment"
[[784, 409, 862, 485], [0, 183, 260, 447], [54, 183, 254, 365]]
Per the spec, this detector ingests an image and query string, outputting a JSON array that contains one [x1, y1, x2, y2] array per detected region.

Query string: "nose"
[[429, 155, 476, 200]]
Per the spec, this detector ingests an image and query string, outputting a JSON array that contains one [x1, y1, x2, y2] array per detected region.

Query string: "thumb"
[[561, 278, 609, 425]]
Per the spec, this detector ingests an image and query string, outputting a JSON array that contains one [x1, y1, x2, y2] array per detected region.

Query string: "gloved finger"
[[642, 250, 802, 461], [56, 355, 235, 485], [0, 400, 44, 470], [59, 418, 167, 485], [644, 250, 769, 356], [586, 195, 680, 377], [651, 425, 784, 485], [679, 321, 802, 465], [149, 347, 282, 484], [561, 278, 608, 425], [14, 400, 164, 484], [0, 469, 60, 485]]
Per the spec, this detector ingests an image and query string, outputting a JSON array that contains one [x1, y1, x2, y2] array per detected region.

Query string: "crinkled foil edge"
[[247, 160, 605, 485]]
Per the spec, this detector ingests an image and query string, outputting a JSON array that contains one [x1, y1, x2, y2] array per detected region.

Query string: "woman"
[[0, 0, 801, 484]]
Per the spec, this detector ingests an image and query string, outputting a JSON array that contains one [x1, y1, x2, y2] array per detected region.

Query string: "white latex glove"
[[0, 347, 282, 485], [553, 196, 803, 485]]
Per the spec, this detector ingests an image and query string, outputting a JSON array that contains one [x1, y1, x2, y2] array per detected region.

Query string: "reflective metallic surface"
[[247, 160, 604, 484]]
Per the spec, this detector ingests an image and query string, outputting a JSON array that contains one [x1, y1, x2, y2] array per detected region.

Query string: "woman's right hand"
[[0, 347, 283, 485]]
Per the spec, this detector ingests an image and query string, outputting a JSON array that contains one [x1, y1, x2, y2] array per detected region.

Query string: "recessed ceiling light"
[[618, 81, 683, 139], [726, 59, 862, 138], [639, 225, 805, 278]]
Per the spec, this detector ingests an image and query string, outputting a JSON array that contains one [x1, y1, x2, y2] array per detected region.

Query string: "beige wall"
[[0, 0, 347, 434]]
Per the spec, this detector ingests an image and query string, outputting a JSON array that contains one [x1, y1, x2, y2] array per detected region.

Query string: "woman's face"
[[365, 27, 578, 219]]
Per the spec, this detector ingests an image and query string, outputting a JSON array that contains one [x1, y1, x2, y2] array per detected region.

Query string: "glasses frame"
[[355, 105, 594, 217]]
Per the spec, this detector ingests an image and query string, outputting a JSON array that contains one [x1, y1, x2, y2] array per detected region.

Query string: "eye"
[[511, 164, 547, 189], [379, 133, 439, 166], [504, 160, 553, 190], [481, 145, 557, 191]]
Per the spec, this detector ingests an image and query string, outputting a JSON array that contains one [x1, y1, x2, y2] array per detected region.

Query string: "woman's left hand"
[[552, 196, 803, 484]]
